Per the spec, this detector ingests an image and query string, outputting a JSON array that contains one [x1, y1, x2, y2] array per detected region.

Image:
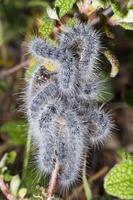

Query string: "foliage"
[[0, 0, 50, 42], [0, 120, 27, 145], [0, 151, 46, 199], [55, 0, 77, 17], [39, 14, 55, 38], [104, 149, 133, 199]]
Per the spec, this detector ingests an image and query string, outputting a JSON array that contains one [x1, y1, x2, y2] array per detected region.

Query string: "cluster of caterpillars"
[[26, 23, 113, 191]]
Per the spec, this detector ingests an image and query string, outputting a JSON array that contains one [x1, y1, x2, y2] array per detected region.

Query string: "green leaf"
[[0, 151, 16, 170], [117, 149, 133, 162], [6, 151, 17, 164], [39, 15, 55, 38], [4, 173, 13, 182], [0, 120, 27, 145], [111, 9, 133, 30], [120, 22, 133, 30], [119, 9, 133, 23], [104, 162, 133, 199], [55, 0, 77, 17], [65, 17, 79, 26], [110, 0, 127, 18], [10, 175, 21, 197]]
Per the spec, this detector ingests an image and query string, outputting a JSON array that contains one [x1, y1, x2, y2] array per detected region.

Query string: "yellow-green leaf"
[[55, 0, 77, 17], [104, 162, 133, 199], [120, 22, 133, 30], [39, 16, 55, 38], [18, 188, 27, 198], [110, 0, 127, 18], [119, 9, 133, 23]]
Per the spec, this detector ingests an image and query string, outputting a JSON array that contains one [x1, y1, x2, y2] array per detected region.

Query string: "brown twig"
[[0, 176, 17, 200], [0, 60, 29, 79], [46, 161, 60, 200], [89, 166, 109, 183]]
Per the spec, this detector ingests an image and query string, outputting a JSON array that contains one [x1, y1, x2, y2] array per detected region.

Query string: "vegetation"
[[0, 0, 133, 199]]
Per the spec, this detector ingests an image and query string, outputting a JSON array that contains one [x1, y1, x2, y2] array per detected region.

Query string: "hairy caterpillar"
[[28, 38, 77, 95], [59, 23, 101, 80], [26, 23, 114, 192], [37, 103, 87, 188]]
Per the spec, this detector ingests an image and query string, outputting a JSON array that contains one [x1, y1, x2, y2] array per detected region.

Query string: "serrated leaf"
[[118, 149, 133, 162], [39, 16, 55, 38], [65, 17, 79, 26], [104, 162, 133, 199], [55, 0, 77, 17]]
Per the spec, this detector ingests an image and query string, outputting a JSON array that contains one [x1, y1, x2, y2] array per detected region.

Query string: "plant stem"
[[0, 60, 29, 79], [22, 132, 32, 182], [46, 160, 60, 200]]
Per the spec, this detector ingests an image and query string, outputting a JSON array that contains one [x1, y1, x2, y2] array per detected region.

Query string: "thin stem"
[[22, 132, 32, 182], [0, 60, 29, 79], [46, 160, 60, 200]]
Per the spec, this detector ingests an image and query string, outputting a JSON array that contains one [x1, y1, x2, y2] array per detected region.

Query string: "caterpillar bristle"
[[25, 23, 114, 193]]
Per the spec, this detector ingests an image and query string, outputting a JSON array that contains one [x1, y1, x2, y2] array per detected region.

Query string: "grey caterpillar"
[[25, 23, 114, 193], [34, 103, 87, 188], [59, 23, 101, 81], [28, 38, 77, 95], [29, 81, 58, 119], [82, 106, 114, 146]]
